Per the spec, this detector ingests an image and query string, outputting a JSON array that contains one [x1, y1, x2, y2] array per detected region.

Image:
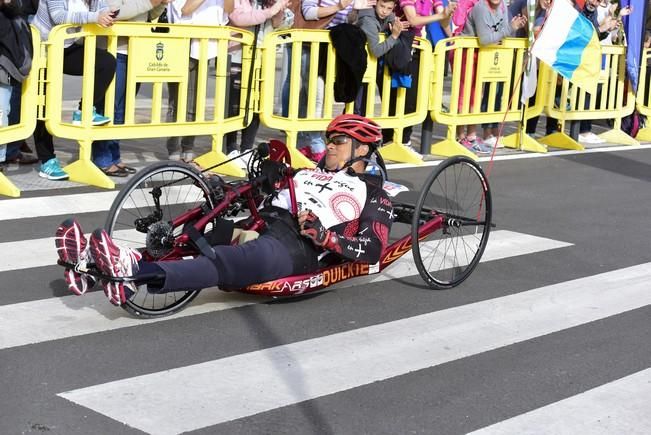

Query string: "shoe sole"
[[90, 229, 140, 305], [55, 219, 92, 295], [90, 229, 124, 305], [72, 119, 111, 126]]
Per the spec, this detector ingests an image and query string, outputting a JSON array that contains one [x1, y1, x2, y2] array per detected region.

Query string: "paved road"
[[1, 147, 650, 434]]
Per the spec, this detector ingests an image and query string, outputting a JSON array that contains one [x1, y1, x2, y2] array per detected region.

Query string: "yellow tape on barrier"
[[44, 23, 256, 189], [0, 26, 42, 198], [539, 45, 637, 149], [259, 30, 431, 166]]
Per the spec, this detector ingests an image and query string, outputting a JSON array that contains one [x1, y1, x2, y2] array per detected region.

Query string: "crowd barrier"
[[635, 48, 651, 141], [0, 27, 42, 197], [1, 24, 648, 196], [429, 37, 547, 158], [260, 29, 432, 166], [538, 44, 637, 150], [44, 22, 256, 188]]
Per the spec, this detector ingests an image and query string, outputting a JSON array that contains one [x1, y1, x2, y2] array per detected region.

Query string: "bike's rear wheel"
[[105, 161, 214, 318], [411, 156, 491, 289]]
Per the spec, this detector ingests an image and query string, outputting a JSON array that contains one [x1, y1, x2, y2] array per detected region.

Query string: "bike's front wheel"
[[411, 156, 491, 289], [105, 161, 214, 318]]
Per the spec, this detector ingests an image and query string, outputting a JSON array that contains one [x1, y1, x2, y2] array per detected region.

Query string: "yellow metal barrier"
[[0, 27, 42, 198], [430, 37, 536, 159], [259, 29, 432, 166], [44, 23, 257, 189], [500, 59, 548, 153], [538, 45, 637, 150], [635, 48, 651, 142]]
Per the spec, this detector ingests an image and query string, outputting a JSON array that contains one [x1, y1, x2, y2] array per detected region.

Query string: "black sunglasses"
[[327, 135, 351, 145]]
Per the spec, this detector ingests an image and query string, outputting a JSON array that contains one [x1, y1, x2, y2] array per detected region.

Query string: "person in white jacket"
[[165, 0, 232, 162]]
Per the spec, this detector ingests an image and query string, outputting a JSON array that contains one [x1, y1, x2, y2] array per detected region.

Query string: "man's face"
[[375, 0, 396, 19], [324, 135, 354, 170], [488, 0, 502, 9], [586, 0, 599, 11]]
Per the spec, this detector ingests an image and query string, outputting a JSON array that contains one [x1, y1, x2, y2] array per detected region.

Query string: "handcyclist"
[[55, 114, 395, 306]]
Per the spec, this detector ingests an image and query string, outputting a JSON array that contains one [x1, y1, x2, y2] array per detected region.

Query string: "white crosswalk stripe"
[[469, 368, 651, 435]]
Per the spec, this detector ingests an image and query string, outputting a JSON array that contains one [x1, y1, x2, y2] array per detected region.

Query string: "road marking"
[[58, 262, 651, 435], [0, 230, 570, 349], [0, 184, 206, 221], [0, 192, 120, 221], [468, 368, 651, 435]]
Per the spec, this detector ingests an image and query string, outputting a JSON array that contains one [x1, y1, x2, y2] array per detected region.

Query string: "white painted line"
[[0, 192, 120, 221], [0, 291, 257, 350], [384, 143, 651, 170], [0, 230, 570, 349], [58, 262, 651, 435], [469, 368, 651, 435]]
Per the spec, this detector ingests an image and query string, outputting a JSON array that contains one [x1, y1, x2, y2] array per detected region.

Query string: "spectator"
[[354, 0, 408, 117], [5, 0, 39, 165], [396, 0, 455, 153], [280, 0, 354, 162], [1, 0, 34, 165], [225, 0, 292, 161], [32, 0, 117, 180], [524, 0, 559, 137], [454, 0, 526, 154], [166, 0, 233, 162], [356, 0, 405, 58], [89, 0, 170, 177], [576, 0, 619, 144]]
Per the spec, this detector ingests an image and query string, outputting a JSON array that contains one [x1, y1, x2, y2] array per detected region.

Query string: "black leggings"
[[141, 235, 298, 293], [34, 44, 116, 162]]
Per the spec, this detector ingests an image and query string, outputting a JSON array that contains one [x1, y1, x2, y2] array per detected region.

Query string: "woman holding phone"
[[31, 0, 117, 179]]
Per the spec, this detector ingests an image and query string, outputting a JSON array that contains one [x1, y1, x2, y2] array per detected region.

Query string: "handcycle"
[[58, 140, 492, 318]]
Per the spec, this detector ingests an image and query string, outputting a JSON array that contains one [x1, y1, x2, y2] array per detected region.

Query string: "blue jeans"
[[0, 83, 11, 161], [92, 53, 129, 168], [281, 45, 325, 153]]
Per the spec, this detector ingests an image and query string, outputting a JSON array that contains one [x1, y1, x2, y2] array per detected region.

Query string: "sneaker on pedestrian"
[[55, 218, 96, 295], [578, 132, 605, 144], [72, 107, 111, 126], [460, 137, 492, 155], [168, 151, 182, 161], [484, 135, 502, 148], [403, 141, 423, 159], [89, 228, 142, 305], [39, 158, 69, 180], [181, 151, 194, 162], [226, 150, 249, 170], [472, 136, 494, 154]]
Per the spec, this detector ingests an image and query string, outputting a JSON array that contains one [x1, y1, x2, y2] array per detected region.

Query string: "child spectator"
[[165, 0, 233, 162], [395, 0, 455, 154], [454, 0, 526, 154], [357, 0, 405, 58], [32, 0, 117, 180], [90, 0, 170, 177]]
